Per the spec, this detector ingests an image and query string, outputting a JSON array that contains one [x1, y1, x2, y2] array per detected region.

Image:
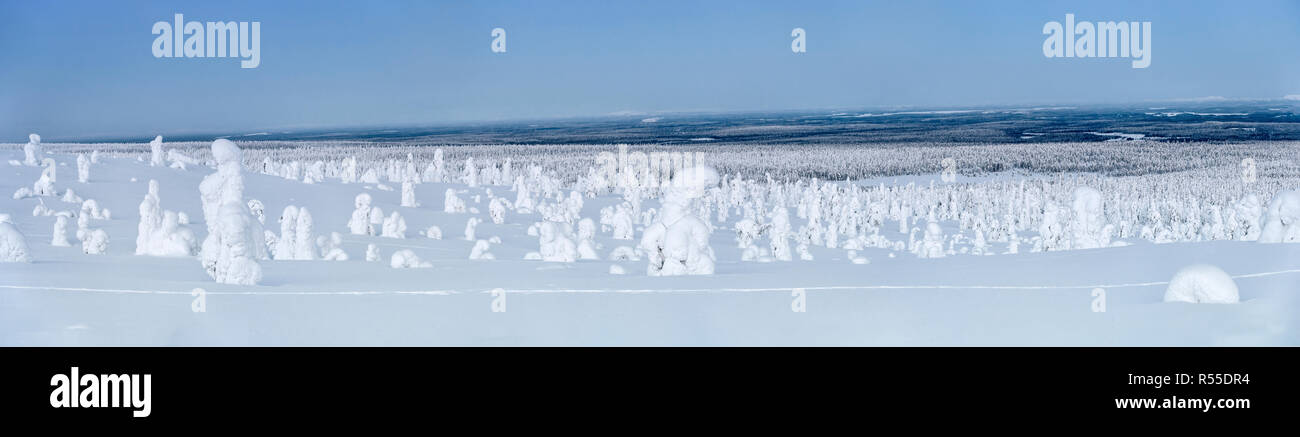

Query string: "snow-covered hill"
[[1, 139, 1296, 346]]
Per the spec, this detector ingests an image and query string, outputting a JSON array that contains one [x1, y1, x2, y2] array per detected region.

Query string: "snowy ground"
[[1, 146, 1297, 346]]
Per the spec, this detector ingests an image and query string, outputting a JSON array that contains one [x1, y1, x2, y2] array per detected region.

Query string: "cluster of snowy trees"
[[6, 134, 1300, 287]]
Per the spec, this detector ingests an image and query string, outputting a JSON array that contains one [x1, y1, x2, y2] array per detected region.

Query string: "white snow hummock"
[[1258, 190, 1300, 243], [197, 139, 265, 285], [390, 249, 431, 268], [1163, 264, 1240, 303]]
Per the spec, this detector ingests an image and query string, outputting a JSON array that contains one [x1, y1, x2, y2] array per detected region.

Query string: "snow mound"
[[1163, 264, 1240, 304]]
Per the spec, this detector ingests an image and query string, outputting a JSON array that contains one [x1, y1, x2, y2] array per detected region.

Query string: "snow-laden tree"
[[469, 240, 495, 260], [1070, 187, 1112, 250], [135, 180, 198, 257], [463, 217, 480, 241], [444, 189, 466, 213], [425, 225, 442, 240], [198, 139, 266, 285], [537, 221, 578, 262], [82, 228, 108, 255], [303, 161, 325, 184], [916, 221, 946, 259], [768, 206, 793, 261], [0, 214, 31, 262], [1259, 190, 1300, 243], [340, 156, 358, 184], [348, 193, 374, 235], [294, 207, 316, 260], [610, 203, 635, 240], [1233, 195, 1263, 241], [401, 180, 418, 207], [381, 211, 406, 239], [51, 213, 72, 247], [149, 136, 165, 167], [23, 134, 42, 166], [488, 197, 507, 224], [639, 166, 719, 275], [273, 205, 299, 260], [32, 158, 57, 197], [576, 218, 599, 260], [76, 154, 90, 183], [461, 157, 478, 187]]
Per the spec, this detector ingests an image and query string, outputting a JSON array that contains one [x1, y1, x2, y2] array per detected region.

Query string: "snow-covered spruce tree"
[[1233, 195, 1263, 241], [365, 243, 380, 261], [137, 180, 163, 254], [32, 158, 57, 197], [82, 228, 109, 255], [76, 154, 90, 183], [463, 217, 480, 241], [135, 180, 198, 257], [1037, 203, 1067, 252], [610, 203, 634, 240], [536, 221, 578, 262], [294, 207, 316, 260], [381, 211, 407, 239], [0, 214, 32, 262], [348, 193, 374, 235], [401, 180, 418, 207], [576, 218, 599, 260], [444, 189, 466, 213], [1070, 187, 1111, 250], [52, 213, 72, 247], [639, 166, 720, 276], [1259, 190, 1300, 243], [341, 156, 358, 184], [461, 157, 478, 187], [149, 136, 165, 167], [916, 221, 946, 259], [469, 239, 495, 260], [425, 225, 442, 239], [488, 197, 507, 224], [198, 139, 266, 285], [23, 134, 42, 166], [273, 205, 299, 260], [767, 206, 793, 261]]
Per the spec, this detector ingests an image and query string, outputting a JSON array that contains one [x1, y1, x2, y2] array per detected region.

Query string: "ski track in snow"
[[3, 268, 1297, 296]]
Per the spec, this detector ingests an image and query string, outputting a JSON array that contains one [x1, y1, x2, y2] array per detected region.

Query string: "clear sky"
[[2, 0, 1298, 140]]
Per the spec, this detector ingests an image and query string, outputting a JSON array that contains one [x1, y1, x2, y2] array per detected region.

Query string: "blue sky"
[[1, 0, 1298, 140]]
